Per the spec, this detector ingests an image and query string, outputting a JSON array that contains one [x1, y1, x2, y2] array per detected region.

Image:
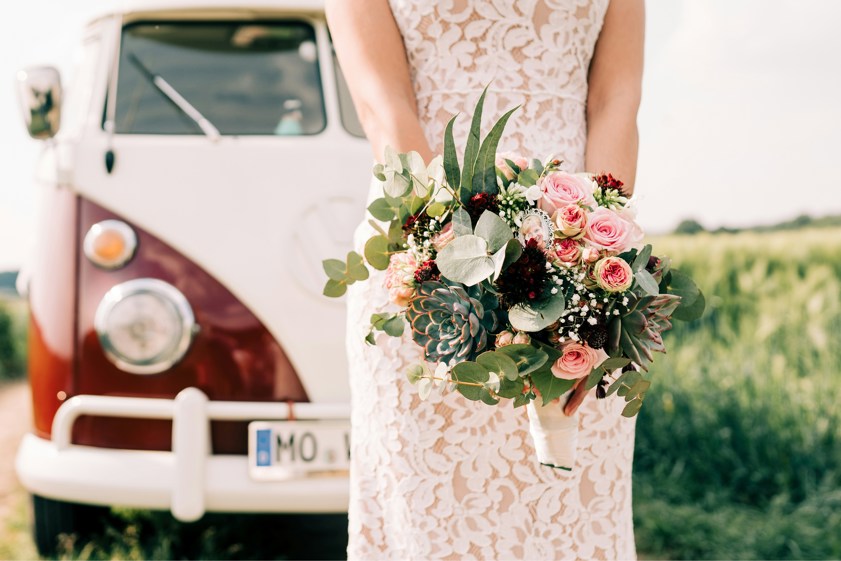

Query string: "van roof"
[[94, 0, 325, 21]]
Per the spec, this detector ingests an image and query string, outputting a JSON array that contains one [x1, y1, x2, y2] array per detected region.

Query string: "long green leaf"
[[460, 87, 488, 202], [443, 115, 460, 191], [469, 106, 519, 199]]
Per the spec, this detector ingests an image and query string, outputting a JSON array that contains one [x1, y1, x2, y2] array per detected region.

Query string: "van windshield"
[[112, 21, 326, 136]]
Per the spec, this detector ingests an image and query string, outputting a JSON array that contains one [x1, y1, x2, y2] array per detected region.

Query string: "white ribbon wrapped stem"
[[526, 389, 578, 470]]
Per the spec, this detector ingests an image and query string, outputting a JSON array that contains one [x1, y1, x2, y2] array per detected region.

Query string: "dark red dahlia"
[[466, 192, 500, 224], [496, 238, 551, 307], [594, 173, 626, 195], [413, 260, 440, 284]]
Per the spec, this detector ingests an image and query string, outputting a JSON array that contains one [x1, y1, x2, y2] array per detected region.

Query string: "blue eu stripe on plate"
[[256, 428, 272, 467]]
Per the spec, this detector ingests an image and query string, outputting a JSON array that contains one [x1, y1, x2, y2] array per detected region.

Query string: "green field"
[[1, 226, 840, 559], [633, 227, 841, 559]]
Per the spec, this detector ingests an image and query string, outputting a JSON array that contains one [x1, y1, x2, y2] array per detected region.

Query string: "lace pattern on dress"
[[347, 1, 638, 559]]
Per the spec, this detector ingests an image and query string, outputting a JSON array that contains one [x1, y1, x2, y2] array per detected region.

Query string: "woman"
[[328, 1, 645, 559]]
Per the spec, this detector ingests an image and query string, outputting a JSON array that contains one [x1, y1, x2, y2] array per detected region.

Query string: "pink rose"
[[551, 341, 609, 380], [432, 222, 455, 252], [495, 153, 529, 181], [554, 238, 582, 264], [584, 208, 634, 253], [384, 252, 417, 306], [538, 172, 596, 215], [553, 204, 588, 238], [582, 247, 601, 264], [594, 256, 633, 293]]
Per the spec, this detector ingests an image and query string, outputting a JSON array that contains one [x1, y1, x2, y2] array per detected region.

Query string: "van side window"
[[110, 21, 326, 136], [331, 49, 365, 139]]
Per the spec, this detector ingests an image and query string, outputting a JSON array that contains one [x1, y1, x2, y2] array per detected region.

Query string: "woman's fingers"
[[563, 377, 588, 416]]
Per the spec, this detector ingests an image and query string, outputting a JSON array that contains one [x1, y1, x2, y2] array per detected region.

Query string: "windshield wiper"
[[127, 53, 221, 141]]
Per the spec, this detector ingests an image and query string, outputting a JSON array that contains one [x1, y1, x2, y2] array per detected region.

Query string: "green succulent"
[[406, 281, 500, 364], [610, 293, 681, 371]]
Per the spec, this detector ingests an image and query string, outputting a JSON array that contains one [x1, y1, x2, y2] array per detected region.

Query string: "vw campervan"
[[14, 0, 368, 553]]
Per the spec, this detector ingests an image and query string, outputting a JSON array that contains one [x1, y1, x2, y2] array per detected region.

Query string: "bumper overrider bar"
[[15, 388, 350, 521]]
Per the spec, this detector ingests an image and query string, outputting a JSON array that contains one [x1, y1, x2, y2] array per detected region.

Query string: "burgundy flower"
[[496, 238, 550, 307], [594, 173, 627, 196], [466, 192, 500, 224], [413, 260, 440, 284]]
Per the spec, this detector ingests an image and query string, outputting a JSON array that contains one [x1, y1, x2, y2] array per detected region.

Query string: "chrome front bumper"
[[15, 388, 350, 521]]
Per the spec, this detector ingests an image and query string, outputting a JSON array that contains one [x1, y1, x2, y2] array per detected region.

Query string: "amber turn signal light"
[[83, 220, 138, 269]]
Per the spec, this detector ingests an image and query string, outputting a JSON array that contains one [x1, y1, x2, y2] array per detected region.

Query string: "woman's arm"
[[566, 0, 645, 416], [326, 0, 434, 162], [583, 0, 645, 196]]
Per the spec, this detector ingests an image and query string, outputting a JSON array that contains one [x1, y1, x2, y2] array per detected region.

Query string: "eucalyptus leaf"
[[600, 357, 633, 372], [405, 364, 424, 384], [635, 269, 660, 296], [364, 236, 391, 271], [475, 210, 514, 253], [372, 163, 386, 182], [625, 379, 651, 402], [387, 219, 405, 244], [367, 198, 395, 222], [323, 279, 347, 298], [508, 295, 566, 332], [383, 316, 405, 337], [476, 351, 519, 382], [436, 235, 495, 286], [585, 366, 604, 391], [622, 399, 643, 418], [531, 369, 576, 405], [497, 376, 526, 399], [531, 158, 544, 176], [491, 245, 507, 280], [513, 392, 532, 408], [495, 344, 549, 376], [480, 390, 500, 405], [405, 150, 430, 197], [346, 252, 369, 282], [322, 259, 347, 282], [427, 202, 446, 218], [452, 207, 473, 236], [452, 361, 491, 401]]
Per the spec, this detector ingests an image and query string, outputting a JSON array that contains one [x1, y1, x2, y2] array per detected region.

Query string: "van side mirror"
[[16, 66, 62, 140]]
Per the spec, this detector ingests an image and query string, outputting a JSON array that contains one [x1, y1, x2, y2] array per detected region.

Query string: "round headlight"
[[84, 220, 138, 270], [94, 279, 197, 374]]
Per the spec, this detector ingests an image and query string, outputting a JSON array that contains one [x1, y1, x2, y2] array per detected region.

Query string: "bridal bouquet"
[[323, 90, 704, 469]]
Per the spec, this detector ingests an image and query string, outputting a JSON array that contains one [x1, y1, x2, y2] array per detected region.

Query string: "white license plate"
[[248, 421, 350, 479]]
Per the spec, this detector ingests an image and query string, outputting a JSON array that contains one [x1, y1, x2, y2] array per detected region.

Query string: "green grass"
[[633, 227, 841, 559], [0, 296, 27, 381]]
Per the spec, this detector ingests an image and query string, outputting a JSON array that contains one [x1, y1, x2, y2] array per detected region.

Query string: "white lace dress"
[[346, 1, 637, 559]]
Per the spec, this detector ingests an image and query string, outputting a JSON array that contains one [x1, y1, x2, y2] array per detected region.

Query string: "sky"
[[1, 0, 841, 272]]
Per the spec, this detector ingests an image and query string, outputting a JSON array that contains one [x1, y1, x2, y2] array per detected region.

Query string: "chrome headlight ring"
[[94, 278, 197, 375]]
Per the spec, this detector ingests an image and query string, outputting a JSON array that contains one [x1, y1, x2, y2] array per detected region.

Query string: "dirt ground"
[[0, 382, 31, 543]]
